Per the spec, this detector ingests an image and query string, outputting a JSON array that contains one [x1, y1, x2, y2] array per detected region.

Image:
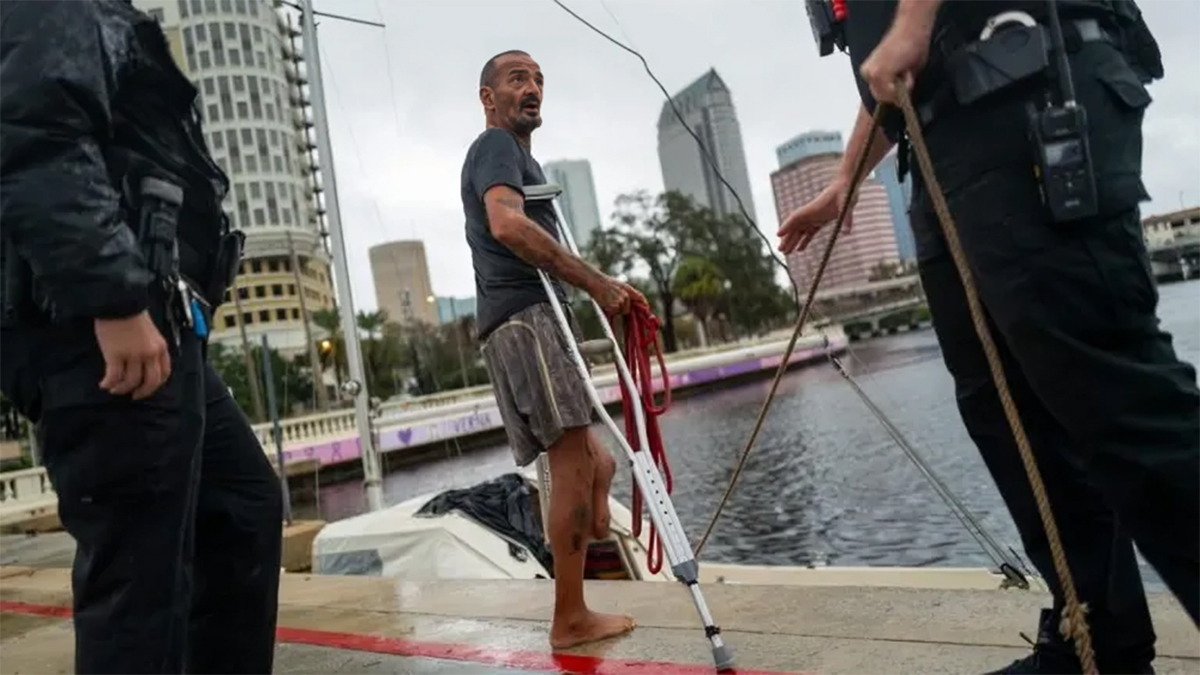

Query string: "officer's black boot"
[[985, 608, 1155, 674]]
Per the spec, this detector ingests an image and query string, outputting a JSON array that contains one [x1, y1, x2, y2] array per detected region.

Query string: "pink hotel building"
[[770, 131, 899, 292]]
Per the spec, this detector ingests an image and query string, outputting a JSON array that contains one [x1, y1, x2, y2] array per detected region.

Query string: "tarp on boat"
[[312, 473, 553, 580], [415, 473, 553, 572]]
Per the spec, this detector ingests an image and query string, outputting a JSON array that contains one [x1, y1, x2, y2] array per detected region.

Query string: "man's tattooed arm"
[[483, 185, 608, 294]]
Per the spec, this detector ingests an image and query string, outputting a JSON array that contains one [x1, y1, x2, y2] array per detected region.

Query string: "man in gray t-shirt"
[[460, 49, 644, 650]]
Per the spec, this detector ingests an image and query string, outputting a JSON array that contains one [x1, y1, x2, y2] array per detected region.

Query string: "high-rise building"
[[657, 69, 756, 223], [134, 0, 337, 358], [542, 159, 602, 249], [770, 131, 899, 291], [370, 241, 438, 326], [873, 150, 916, 263], [434, 297, 478, 325]]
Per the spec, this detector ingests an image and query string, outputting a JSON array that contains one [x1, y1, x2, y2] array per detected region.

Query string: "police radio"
[[805, 0, 847, 56], [1029, 0, 1098, 223]]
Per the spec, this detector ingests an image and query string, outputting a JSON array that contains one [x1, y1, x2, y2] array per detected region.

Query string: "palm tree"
[[356, 310, 388, 393], [356, 309, 387, 341], [673, 256, 726, 347]]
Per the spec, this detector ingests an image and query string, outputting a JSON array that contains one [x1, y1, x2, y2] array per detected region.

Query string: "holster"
[[919, 16, 1118, 130], [946, 24, 1051, 108], [205, 220, 244, 311], [133, 175, 185, 281], [0, 237, 45, 328]]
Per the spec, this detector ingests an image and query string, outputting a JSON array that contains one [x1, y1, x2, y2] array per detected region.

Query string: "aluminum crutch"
[[524, 183, 735, 671]]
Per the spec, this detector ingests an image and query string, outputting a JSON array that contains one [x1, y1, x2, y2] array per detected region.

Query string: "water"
[[307, 281, 1199, 582]]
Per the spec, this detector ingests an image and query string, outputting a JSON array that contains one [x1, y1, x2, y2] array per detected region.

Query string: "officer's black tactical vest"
[[0, 5, 230, 327], [112, 13, 231, 287]]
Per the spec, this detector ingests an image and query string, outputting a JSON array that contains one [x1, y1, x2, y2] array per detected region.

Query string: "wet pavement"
[[2, 565, 1196, 674], [277, 644, 557, 674]]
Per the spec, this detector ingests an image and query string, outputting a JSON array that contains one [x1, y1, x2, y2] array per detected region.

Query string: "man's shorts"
[[481, 302, 594, 467]]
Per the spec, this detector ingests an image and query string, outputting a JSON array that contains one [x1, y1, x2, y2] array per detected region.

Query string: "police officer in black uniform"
[[781, 1, 1198, 672], [0, 1, 283, 672]]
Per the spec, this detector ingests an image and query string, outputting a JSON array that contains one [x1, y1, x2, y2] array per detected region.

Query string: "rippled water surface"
[[306, 281, 1199, 585]]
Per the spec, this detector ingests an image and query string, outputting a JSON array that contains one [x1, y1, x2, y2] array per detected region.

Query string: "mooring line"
[[549, 0, 1031, 589]]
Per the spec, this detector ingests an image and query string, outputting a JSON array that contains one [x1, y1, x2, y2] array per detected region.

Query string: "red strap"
[[611, 302, 672, 575]]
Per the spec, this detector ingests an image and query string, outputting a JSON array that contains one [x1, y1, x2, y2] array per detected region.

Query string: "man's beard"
[[513, 113, 541, 136]]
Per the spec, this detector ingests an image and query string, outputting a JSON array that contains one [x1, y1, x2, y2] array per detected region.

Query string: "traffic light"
[[318, 339, 334, 367]]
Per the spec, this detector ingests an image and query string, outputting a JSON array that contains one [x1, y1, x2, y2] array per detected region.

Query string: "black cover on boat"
[[416, 473, 554, 575]]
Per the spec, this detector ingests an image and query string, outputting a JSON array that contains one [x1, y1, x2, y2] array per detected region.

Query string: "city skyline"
[[143, 0, 1196, 309]]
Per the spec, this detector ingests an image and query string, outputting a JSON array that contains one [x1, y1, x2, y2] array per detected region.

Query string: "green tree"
[[209, 342, 314, 417], [672, 256, 726, 346], [590, 190, 712, 352], [589, 189, 793, 348], [356, 309, 387, 340], [356, 309, 389, 393], [684, 210, 793, 337]]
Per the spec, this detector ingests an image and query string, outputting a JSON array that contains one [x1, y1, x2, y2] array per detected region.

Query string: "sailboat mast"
[[299, 0, 385, 512]]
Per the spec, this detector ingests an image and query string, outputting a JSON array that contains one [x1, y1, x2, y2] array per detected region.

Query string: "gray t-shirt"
[[461, 128, 568, 340]]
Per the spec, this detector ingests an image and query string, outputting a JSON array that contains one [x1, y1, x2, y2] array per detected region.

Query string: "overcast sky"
[[308, 0, 1200, 310]]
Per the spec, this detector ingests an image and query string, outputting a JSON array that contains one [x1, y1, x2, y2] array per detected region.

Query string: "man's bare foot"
[[592, 451, 616, 540], [550, 610, 637, 650]]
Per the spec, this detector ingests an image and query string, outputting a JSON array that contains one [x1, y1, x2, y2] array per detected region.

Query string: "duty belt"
[[917, 17, 1116, 129]]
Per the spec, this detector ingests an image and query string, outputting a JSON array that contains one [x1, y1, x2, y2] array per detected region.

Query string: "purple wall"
[[282, 341, 839, 468]]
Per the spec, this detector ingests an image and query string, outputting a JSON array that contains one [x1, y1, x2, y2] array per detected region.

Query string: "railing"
[[247, 385, 496, 449], [0, 330, 849, 514], [0, 467, 57, 522], [815, 297, 926, 326], [0, 467, 53, 504]]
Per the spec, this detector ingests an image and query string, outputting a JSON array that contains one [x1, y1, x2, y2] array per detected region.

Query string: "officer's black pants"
[[26, 313, 283, 673], [910, 40, 1199, 667]]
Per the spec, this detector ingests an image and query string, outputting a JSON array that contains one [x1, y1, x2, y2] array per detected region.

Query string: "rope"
[[827, 352, 1032, 589], [541, 0, 1030, 582], [693, 103, 888, 556], [544, 3, 1089, 664], [613, 300, 674, 575], [893, 84, 1095, 674], [690, 83, 1095, 675]]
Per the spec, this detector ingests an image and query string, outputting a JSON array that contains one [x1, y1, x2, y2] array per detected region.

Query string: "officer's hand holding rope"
[[858, 2, 938, 105]]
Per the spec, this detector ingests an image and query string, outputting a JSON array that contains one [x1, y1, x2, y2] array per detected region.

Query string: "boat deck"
[[1, 564, 1195, 674]]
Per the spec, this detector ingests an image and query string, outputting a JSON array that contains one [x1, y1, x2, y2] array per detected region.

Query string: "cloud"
[[310, 0, 1200, 308]]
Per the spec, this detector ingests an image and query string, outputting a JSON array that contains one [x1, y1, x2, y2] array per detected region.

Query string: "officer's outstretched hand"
[[777, 177, 856, 254], [95, 311, 172, 400]]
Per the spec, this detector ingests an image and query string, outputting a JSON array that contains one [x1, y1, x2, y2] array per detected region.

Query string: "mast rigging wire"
[[549, 0, 1030, 583]]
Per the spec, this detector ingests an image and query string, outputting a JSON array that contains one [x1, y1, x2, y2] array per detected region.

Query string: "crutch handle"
[[578, 338, 615, 358], [524, 183, 563, 202]]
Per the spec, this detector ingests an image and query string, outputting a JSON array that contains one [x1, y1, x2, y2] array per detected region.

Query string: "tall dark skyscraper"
[[656, 69, 756, 223]]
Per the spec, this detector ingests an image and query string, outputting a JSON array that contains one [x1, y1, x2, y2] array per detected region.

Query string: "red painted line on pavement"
[[0, 601, 71, 619], [1, 600, 804, 675]]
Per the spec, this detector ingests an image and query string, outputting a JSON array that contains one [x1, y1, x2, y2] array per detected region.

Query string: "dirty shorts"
[[481, 302, 595, 467]]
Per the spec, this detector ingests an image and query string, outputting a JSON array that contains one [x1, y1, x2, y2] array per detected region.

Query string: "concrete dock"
[[1, 564, 1195, 674]]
